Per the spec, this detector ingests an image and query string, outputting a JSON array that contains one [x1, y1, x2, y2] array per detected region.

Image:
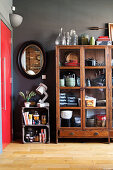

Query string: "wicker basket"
[[66, 53, 79, 63]]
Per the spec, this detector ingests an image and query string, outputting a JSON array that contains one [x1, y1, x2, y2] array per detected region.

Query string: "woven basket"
[[66, 53, 79, 62]]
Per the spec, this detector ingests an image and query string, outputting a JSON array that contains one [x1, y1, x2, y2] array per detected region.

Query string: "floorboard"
[[0, 142, 113, 169]]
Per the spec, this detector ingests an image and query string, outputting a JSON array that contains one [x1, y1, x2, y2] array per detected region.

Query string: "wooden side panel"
[[56, 46, 60, 143]]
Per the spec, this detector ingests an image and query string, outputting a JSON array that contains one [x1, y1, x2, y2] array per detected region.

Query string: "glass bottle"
[[90, 36, 95, 45], [66, 32, 71, 45], [62, 32, 66, 45], [87, 78, 91, 87], [76, 34, 78, 45], [70, 29, 77, 45], [55, 33, 61, 45], [35, 130, 39, 142], [55, 28, 65, 45], [41, 115, 46, 125]]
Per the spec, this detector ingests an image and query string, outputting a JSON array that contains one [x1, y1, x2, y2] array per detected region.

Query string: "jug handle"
[[73, 74, 75, 78]]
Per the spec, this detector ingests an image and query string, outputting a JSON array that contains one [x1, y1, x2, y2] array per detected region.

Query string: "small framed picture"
[[109, 23, 113, 41]]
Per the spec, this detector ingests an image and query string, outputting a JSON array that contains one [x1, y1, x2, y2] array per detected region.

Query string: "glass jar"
[[41, 115, 46, 125], [81, 34, 89, 45], [34, 112, 39, 121]]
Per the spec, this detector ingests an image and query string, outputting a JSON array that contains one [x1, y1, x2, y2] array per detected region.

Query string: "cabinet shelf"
[[60, 86, 106, 89], [60, 87, 80, 89], [85, 86, 106, 89], [23, 141, 50, 144], [85, 66, 106, 69], [60, 107, 81, 110], [58, 127, 81, 130], [22, 124, 49, 127], [85, 107, 106, 109], [60, 66, 80, 69]]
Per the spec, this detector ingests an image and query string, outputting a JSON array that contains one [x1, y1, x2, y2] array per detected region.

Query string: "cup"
[[60, 79, 65, 87]]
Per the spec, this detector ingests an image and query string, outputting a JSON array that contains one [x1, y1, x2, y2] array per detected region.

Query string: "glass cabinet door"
[[84, 48, 107, 128], [58, 47, 82, 128]]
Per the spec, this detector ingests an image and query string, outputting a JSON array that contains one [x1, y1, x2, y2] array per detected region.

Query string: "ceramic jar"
[[65, 73, 75, 87]]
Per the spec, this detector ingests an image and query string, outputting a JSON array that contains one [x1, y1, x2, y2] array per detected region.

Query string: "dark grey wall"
[[13, 0, 113, 142]]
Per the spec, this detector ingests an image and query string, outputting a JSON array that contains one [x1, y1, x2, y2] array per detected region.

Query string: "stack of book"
[[96, 36, 112, 45]]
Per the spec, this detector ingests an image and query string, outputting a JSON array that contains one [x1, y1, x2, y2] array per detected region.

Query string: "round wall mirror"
[[18, 41, 46, 79]]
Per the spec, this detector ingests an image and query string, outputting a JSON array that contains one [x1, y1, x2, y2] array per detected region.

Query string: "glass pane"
[[85, 69, 106, 87], [85, 49, 105, 66], [60, 109, 81, 127], [60, 89, 80, 107], [85, 109, 106, 127], [85, 89, 106, 107], [59, 49, 80, 67]]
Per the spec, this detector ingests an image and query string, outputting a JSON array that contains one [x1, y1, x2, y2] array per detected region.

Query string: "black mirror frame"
[[18, 40, 46, 79]]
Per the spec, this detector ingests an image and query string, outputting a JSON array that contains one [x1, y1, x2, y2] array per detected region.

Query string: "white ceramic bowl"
[[61, 110, 73, 119]]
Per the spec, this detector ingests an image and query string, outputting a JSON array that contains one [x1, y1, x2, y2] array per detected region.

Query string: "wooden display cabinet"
[[56, 45, 113, 143], [22, 107, 50, 143]]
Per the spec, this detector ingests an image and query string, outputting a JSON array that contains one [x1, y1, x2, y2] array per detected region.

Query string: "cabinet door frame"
[[56, 46, 82, 132], [109, 46, 113, 130], [82, 46, 109, 130]]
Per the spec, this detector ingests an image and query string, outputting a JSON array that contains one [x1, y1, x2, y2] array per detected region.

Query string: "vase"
[[24, 102, 31, 107]]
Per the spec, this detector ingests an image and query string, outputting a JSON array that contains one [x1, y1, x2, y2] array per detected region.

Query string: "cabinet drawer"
[[59, 130, 108, 138]]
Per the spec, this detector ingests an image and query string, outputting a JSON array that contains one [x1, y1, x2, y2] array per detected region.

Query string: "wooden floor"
[[1, 141, 113, 170]]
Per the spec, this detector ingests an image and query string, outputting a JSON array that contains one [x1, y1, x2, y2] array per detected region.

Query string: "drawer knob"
[[94, 132, 98, 136], [70, 132, 74, 135]]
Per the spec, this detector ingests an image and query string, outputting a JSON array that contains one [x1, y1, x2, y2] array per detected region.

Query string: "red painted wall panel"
[[1, 20, 12, 149]]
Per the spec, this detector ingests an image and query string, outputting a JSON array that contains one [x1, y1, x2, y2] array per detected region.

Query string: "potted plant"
[[19, 90, 36, 107]]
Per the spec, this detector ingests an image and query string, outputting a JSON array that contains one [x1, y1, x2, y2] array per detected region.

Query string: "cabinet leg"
[[56, 138, 58, 144], [108, 137, 110, 144]]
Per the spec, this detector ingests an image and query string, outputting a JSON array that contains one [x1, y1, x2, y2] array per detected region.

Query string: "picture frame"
[[108, 23, 113, 41]]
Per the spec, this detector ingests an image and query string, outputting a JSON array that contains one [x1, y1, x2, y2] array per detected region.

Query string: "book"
[[23, 112, 29, 125], [97, 38, 111, 41], [98, 36, 109, 38], [96, 41, 112, 45]]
